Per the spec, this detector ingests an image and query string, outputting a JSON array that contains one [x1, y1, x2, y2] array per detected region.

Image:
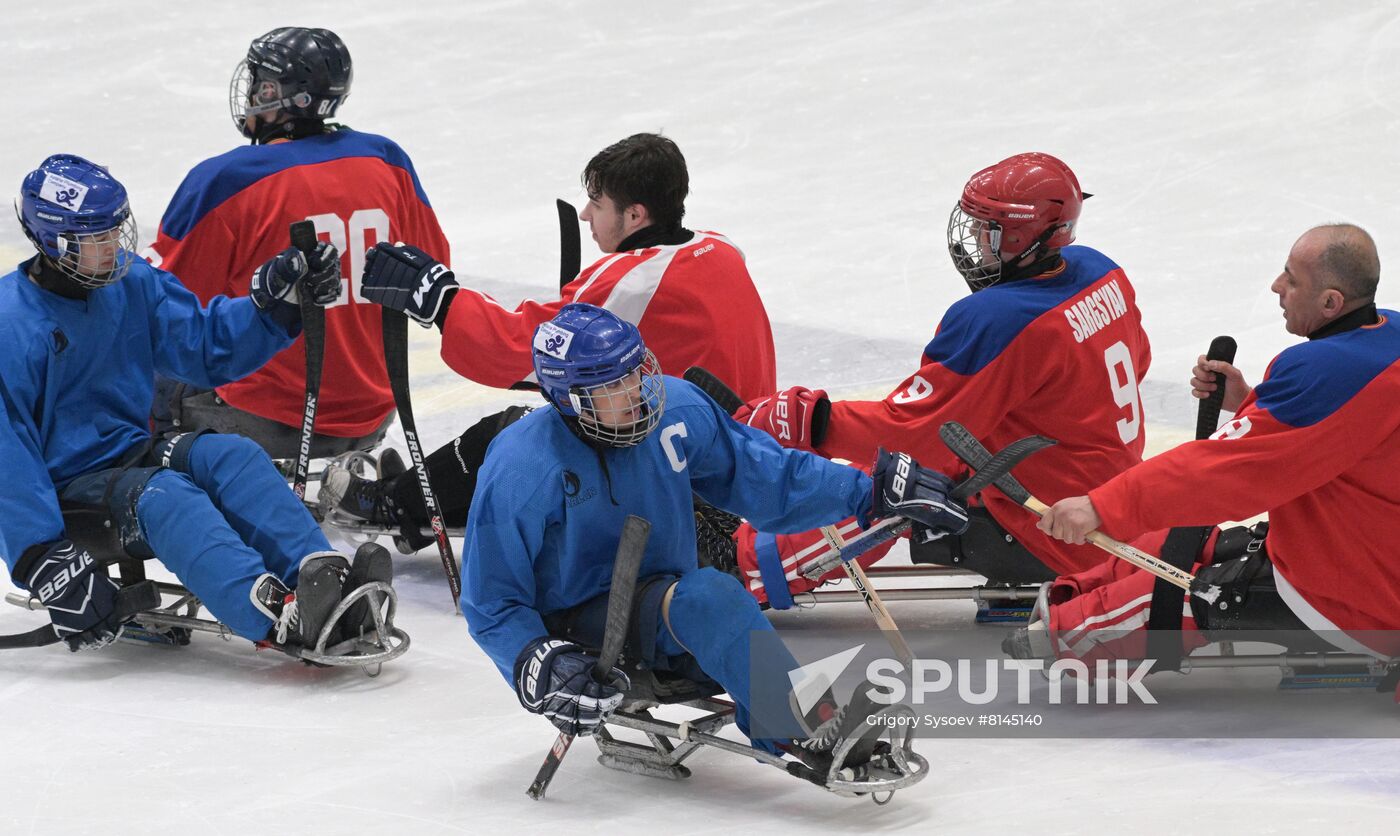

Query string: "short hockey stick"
[[682, 367, 917, 659], [1196, 336, 1238, 440], [938, 422, 1222, 603], [557, 199, 581, 290], [527, 514, 651, 800], [382, 309, 462, 609], [290, 220, 323, 500]]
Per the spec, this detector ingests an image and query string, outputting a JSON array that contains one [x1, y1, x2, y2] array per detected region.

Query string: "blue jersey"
[[0, 257, 294, 569], [461, 377, 873, 680]]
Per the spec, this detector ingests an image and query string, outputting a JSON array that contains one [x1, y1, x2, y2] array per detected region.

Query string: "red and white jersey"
[[146, 129, 450, 437], [440, 229, 777, 402], [1090, 309, 1400, 631], [818, 246, 1152, 574]]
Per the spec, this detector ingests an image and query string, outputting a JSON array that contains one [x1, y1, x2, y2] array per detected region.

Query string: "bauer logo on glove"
[[871, 448, 970, 538]]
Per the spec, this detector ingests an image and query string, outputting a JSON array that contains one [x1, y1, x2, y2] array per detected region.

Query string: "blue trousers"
[[62, 433, 332, 641]]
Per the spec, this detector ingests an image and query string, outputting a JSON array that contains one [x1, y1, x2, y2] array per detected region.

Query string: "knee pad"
[[150, 428, 216, 474]]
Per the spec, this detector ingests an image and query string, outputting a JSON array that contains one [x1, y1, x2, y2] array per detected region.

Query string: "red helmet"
[[947, 152, 1087, 290]]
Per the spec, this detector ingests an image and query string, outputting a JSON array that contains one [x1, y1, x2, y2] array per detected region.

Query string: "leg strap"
[[1147, 525, 1214, 670], [753, 532, 795, 610]]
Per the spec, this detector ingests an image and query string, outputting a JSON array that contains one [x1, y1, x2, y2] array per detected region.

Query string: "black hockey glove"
[[514, 637, 630, 737], [360, 242, 459, 327], [18, 540, 128, 652], [870, 448, 970, 540], [250, 243, 343, 331]]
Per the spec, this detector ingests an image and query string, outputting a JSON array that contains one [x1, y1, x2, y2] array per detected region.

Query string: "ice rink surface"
[[2, 1, 1400, 832]]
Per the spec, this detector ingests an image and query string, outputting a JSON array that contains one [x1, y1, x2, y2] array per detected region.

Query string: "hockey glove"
[[733, 386, 831, 452], [514, 637, 630, 737], [870, 448, 969, 539], [360, 242, 459, 327], [18, 540, 128, 652]]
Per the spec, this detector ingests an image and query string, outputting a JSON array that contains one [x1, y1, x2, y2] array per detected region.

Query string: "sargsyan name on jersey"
[[1063, 279, 1128, 343]]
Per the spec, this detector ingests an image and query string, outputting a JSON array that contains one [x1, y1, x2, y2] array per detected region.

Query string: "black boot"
[[337, 542, 394, 642], [251, 553, 348, 652]]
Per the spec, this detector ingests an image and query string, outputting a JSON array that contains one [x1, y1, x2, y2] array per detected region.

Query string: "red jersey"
[[439, 229, 777, 401], [145, 129, 449, 437], [1090, 310, 1400, 631], [818, 246, 1152, 574]]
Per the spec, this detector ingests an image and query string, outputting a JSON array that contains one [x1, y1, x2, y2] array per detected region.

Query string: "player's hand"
[[1036, 496, 1102, 545], [20, 540, 129, 652], [514, 638, 630, 737], [733, 386, 831, 452], [301, 241, 343, 306], [1189, 355, 1250, 414], [360, 242, 459, 328], [869, 449, 969, 538], [250, 247, 309, 313]]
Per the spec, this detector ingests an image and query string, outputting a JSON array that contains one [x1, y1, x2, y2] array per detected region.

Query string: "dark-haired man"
[[322, 133, 776, 548]]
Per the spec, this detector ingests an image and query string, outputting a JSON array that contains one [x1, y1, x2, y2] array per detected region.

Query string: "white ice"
[[2, 2, 1399, 833]]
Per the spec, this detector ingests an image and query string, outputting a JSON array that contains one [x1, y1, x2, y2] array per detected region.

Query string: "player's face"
[[68, 228, 123, 278], [580, 192, 644, 253], [1271, 234, 1335, 337], [582, 369, 645, 429]]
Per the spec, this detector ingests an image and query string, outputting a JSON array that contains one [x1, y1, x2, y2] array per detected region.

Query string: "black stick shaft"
[[527, 515, 651, 800], [382, 308, 462, 608], [1196, 336, 1238, 440], [557, 199, 581, 290], [290, 221, 322, 500]]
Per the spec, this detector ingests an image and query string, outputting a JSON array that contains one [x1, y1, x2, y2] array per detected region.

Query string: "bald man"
[[1026, 224, 1400, 663]]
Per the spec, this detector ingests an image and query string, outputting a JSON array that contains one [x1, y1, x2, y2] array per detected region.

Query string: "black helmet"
[[230, 27, 352, 143]]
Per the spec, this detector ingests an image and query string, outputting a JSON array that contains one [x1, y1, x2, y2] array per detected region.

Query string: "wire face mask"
[[568, 350, 666, 448]]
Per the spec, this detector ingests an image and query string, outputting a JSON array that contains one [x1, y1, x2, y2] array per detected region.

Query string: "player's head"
[[947, 152, 1087, 291], [1272, 223, 1380, 336], [16, 154, 138, 289], [580, 133, 688, 252], [533, 303, 665, 448], [230, 27, 352, 143]]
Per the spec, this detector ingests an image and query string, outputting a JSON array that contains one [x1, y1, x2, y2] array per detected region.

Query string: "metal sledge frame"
[[593, 692, 930, 799]]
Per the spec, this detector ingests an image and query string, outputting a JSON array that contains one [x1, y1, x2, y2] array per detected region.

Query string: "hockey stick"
[[1196, 336, 1238, 440], [527, 514, 651, 800], [938, 422, 1222, 603], [682, 366, 919, 658], [0, 580, 162, 649], [382, 309, 462, 609], [557, 199, 581, 289], [290, 220, 323, 501]]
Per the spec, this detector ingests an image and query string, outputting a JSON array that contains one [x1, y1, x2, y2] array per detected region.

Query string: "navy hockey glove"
[[18, 540, 128, 652], [870, 448, 970, 540], [360, 242, 459, 327], [514, 637, 630, 737]]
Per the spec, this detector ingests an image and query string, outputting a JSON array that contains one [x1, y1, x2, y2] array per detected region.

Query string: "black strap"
[[1146, 525, 1213, 671]]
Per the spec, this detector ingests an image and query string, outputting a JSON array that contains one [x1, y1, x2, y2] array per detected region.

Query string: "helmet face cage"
[[53, 212, 139, 288], [947, 206, 1004, 291], [568, 350, 666, 448]]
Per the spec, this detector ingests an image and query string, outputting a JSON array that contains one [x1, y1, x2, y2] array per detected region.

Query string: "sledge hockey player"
[[1, 154, 391, 656], [723, 153, 1153, 608], [146, 26, 450, 456], [1028, 223, 1400, 665], [459, 303, 964, 771], [319, 133, 775, 550]]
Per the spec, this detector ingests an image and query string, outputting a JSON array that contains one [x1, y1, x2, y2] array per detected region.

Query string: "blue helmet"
[[17, 154, 138, 288], [532, 303, 665, 447]]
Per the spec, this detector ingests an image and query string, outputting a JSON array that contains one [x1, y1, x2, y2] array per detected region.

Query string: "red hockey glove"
[[733, 386, 831, 452]]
